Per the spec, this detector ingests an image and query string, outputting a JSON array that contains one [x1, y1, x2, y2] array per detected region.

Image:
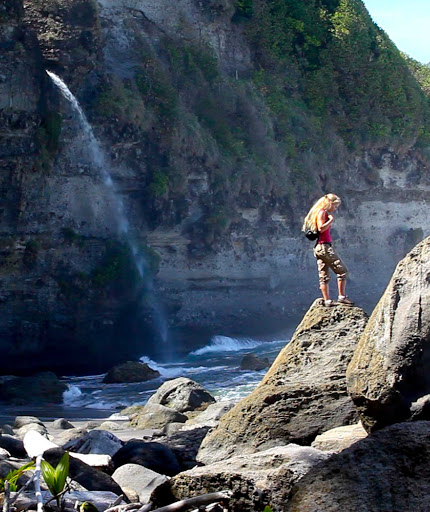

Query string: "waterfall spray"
[[46, 71, 169, 347]]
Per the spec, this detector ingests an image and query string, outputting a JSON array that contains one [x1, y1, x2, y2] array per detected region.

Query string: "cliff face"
[[1, 0, 430, 374]]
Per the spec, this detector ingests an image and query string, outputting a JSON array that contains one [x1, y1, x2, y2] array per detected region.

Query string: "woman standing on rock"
[[302, 193, 354, 307]]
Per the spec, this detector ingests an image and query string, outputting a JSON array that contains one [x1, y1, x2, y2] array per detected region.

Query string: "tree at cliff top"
[[84, 0, 430, 237]]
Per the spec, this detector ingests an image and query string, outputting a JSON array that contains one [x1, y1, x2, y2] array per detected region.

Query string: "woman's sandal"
[[324, 299, 335, 307]]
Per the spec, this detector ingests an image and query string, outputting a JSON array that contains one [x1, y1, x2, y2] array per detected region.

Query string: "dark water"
[[0, 333, 290, 424]]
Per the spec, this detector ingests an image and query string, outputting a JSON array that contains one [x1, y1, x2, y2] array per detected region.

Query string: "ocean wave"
[[190, 335, 262, 356]]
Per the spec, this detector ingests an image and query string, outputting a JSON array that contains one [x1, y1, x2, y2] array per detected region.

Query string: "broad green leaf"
[[54, 452, 70, 494], [41, 459, 57, 495]]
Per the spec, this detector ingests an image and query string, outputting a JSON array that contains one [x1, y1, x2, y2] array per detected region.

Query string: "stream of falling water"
[[46, 70, 169, 348]]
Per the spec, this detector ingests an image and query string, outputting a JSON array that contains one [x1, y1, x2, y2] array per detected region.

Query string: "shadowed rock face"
[[285, 422, 430, 512], [347, 236, 430, 432], [197, 300, 368, 465]]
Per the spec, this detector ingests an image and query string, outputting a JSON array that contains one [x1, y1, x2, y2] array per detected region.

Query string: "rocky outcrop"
[[151, 445, 331, 512], [240, 353, 270, 370], [0, 372, 67, 404], [347, 236, 430, 431], [147, 377, 216, 413], [285, 422, 430, 512], [197, 301, 368, 464], [102, 361, 160, 383]]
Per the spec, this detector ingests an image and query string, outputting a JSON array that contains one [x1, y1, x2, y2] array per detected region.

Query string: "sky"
[[362, 0, 430, 63]]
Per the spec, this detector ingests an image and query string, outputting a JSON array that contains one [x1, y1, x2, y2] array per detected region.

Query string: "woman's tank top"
[[317, 209, 332, 244]]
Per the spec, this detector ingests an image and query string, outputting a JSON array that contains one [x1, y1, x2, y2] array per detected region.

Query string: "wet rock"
[[347, 237, 430, 432], [102, 361, 160, 384], [285, 422, 430, 512], [147, 377, 216, 413], [198, 300, 368, 464], [112, 440, 181, 476], [240, 353, 270, 370]]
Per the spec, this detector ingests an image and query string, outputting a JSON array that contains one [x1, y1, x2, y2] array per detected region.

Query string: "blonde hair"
[[302, 193, 341, 232]]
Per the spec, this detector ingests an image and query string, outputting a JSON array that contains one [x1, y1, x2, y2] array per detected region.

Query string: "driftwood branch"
[[34, 455, 44, 512], [104, 504, 143, 512], [2, 480, 10, 512], [104, 490, 232, 512], [149, 490, 233, 512]]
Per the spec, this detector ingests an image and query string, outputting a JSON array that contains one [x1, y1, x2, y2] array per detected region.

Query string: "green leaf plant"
[[0, 461, 35, 492], [41, 451, 70, 507]]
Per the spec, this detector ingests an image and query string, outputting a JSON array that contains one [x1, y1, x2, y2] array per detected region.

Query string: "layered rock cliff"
[[1, 0, 430, 373]]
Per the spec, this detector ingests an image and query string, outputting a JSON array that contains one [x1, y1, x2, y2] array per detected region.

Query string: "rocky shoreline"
[[2, 237, 430, 511]]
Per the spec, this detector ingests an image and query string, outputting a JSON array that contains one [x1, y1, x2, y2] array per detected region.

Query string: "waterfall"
[[46, 71, 169, 348]]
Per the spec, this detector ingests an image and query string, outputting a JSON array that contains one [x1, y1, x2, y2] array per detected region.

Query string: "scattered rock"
[[130, 403, 188, 430], [158, 427, 210, 471], [16, 422, 49, 439], [24, 430, 58, 458], [198, 301, 368, 464], [0, 424, 15, 435], [112, 440, 181, 476], [311, 423, 367, 452], [52, 418, 75, 430], [97, 421, 126, 432], [147, 377, 216, 413], [0, 434, 26, 457], [62, 430, 124, 457], [14, 416, 44, 429], [0, 447, 10, 460], [240, 353, 270, 370], [102, 361, 161, 384], [347, 237, 430, 432], [112, 463, 168, 503], [151, 444, 331, 512], [53, 427, 89, 446], [285, 422, 430, 511], [185, 401, 235, 428]]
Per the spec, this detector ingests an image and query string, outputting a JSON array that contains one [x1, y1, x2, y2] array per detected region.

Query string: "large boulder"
[[198, 301, 368, 464], [285, 422, 430, 512], [102, 361, 160, 384], [147, 378, 216, 413], [347, 237, 430, 432], [151, 445, 331, 512]]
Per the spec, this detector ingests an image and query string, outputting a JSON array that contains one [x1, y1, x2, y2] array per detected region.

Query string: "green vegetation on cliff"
[[87, 0, 430, 244]]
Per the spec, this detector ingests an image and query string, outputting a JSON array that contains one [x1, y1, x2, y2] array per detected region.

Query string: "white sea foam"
[[63, 385, 82, 405], [139, 356, 191, 378], [190, 335, 262, 355]]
